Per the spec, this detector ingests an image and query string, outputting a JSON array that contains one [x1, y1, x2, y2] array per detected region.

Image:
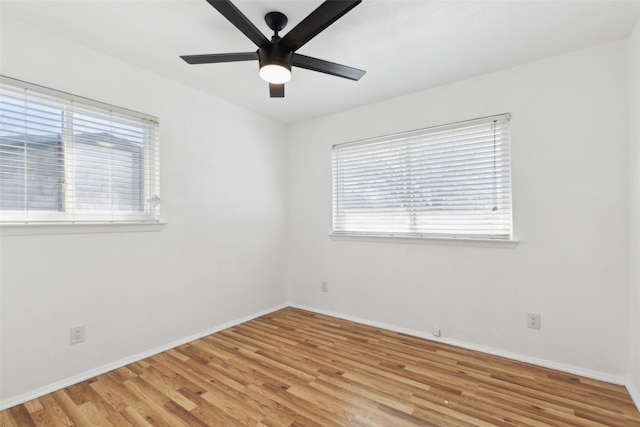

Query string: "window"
[[332, 113, 512, 240], [0, 76, 160, 224]]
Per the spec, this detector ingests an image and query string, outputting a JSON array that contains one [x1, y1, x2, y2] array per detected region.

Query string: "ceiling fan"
[[180, 0, 366, 98]]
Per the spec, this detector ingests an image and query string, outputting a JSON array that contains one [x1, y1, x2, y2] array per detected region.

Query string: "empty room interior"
[[1, 0, 640, 425]]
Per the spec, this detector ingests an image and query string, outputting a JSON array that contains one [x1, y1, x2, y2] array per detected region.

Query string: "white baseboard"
[[289, 303, 629, 387], [0, 303, 288, 411]]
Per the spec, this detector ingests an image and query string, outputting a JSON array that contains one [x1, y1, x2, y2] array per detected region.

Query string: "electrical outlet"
[[527, 313, 541, 330], [70, 325, 85, 344], [321, 281, 328, 292], [432, 327, 441, 337]]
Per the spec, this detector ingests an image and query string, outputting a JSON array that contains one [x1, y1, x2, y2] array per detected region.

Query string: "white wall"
[[0, 17, 288, 404], [287, 40, 629, 380], [629, 17, 640, 404]]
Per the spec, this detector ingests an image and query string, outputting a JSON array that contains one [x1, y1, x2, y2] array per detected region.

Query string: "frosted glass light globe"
[[259, 64, 292, 84]]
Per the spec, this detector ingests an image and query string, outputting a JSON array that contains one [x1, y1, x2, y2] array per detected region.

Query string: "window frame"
[[0, 76, 160, 225], [331, 113, 514, 241]]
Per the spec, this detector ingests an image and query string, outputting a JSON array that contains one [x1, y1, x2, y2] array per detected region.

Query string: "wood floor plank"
[[119, 406, 154, 427], [137, 366, 198, 411], [90, 373, 140, 411], [0, 409, 22, 427], [121, 378, 185, 427], [7, 404, 37, 426], [3, 307, 639, 426], [51, 389, 101, 427], [36, 394, 73, 427], [172, 386, 246, 426], [77, 401, 116, 427], [23, 399, 44, 414]]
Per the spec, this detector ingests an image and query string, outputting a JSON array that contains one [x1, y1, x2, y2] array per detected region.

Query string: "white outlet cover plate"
[[70, 325, 86, 344]]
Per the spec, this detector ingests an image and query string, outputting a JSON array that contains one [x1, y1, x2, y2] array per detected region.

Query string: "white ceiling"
[[2, 0, 640, 124]]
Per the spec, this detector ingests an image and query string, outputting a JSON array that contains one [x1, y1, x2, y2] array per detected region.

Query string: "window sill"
[[1, 222, 167, 236], [329, 233, 519, 248]]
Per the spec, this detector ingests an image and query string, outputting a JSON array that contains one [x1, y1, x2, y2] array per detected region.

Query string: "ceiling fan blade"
[[206, 0, 269, 47], [280, 0, 361, 52], [293, 53, 365, 81], [269, 83, 285, 98], [180, 52, 258, 64]]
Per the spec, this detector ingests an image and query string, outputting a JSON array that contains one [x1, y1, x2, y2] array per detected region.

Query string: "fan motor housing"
[[258, 43, 293, 70]]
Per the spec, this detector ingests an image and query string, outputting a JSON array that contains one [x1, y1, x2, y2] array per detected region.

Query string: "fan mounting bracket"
[[265, 11, 288, 35]]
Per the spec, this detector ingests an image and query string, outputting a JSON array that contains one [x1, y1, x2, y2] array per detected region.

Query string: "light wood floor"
[[2, 307, 639, 426]]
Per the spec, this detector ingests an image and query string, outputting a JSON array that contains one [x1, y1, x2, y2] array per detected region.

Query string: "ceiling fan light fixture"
[[259, 63, 292, 84], [180, 0, 366, 98], [258, 43, 293, 84]]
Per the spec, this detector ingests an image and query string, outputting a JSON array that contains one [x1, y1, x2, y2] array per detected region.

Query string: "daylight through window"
[[0, 76, 160, 224], [332, 114, 512, 239]]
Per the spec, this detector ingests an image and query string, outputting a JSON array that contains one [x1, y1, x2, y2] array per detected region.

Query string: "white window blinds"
[[332, 114, 512, 239], [0, 76, 160, 224]]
